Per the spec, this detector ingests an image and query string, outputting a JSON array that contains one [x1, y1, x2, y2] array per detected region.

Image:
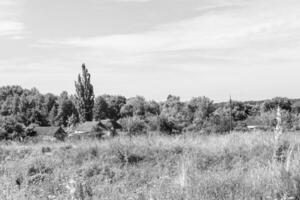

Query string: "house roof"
[[34, 126, 65, 136], [74, 120, 122, 133], [75, 121, 100, 133], [245, 117, 266, 127], [100, 119, 122, 130]]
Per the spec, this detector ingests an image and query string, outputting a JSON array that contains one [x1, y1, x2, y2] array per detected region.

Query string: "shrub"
[[119, 116, 147, 136], [202, 111, 232, 134], [158, 115, 176, 134], [292, 114, 300, 130], [145, 115, 160, 131], [41, 147, 51, 154], [234, 121, 248, 132], [1, 117, 25, 140]]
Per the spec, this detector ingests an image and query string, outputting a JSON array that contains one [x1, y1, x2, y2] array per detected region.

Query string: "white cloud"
[[0, 20, 24, 36], [0, 0, 24, 38], [43, 0, 300, 59]]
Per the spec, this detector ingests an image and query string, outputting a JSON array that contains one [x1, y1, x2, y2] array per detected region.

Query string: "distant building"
[[33, 126, 67, 141], [73, 121, 99, 134], [101, 119, 122, 130], [70, 119, 122, 139], [245, 118, 270, 131]]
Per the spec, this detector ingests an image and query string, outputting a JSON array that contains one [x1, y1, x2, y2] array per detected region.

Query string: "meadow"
[[1, 131, 300, 200]]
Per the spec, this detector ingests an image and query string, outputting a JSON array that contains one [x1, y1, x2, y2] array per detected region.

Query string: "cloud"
[[42, 0, 300, 54], [0, 0, 25, 38], [0, 20, 24, 37], [35, 0, 300, 70]]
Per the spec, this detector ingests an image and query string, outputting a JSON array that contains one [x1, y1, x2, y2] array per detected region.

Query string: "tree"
[[93, 96, 109, 121], [120, 96, 146, 117], [75, 64, 95, 122], [67, 113, 79, 127], [12, 95, 20, 115], [119, 116, 147, 136], [1, 117, 25, 140], [44, 93, 57, 113], [0, 98, 12, 116], [145, 100, 160, 115], [230, 101, 252, 121], [29, 108, 49, 126], [49, 104, 59, 126], [261, 97, 292, 112], [292, 101, 300, 114], [102, 95, 126, 120], [202, 107, 232, 134], [159, 95, 190, 133], [56, 92, 79, 127], [188, 96, 215, 124]]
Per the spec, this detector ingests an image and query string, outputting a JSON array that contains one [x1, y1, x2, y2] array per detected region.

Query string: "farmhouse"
[[100, 119, 122, 132], [245, 118, 270, 131], [73, 121, 99, 134], [71, 119, 122, 139], [34, 126, 67, 141]]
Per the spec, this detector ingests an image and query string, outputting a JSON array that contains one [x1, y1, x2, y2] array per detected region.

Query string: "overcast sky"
[[0, 0, 299, 102]]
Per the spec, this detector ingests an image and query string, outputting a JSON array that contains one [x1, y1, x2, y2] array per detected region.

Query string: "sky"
[[0, 0, 299, 102]]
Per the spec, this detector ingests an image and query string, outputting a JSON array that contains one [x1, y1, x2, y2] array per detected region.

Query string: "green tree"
[[159, 95, 190, 133], [49, 104, 59, 126], [292, 101, 300, 114], [57, 92, 79, 126], [188, 96, 215, 124], [145, 100, 160, 115], [93, 96, 109, 120], [75, 64, 95, 122], [44, 93, 57, 113], [102, 95, 126, 120], [261, 97, 292, 112], [120, 96, 146, 117], [119, 116, 147, 136], [12, 95, 20, 115]]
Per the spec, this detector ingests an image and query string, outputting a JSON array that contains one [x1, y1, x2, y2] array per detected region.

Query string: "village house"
[[70, 119, 122, 139], [245, 118, 270, 131], [33, 126, 67, 141]]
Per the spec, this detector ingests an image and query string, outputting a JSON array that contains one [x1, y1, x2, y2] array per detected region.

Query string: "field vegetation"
[[1, 131, 300, 200]]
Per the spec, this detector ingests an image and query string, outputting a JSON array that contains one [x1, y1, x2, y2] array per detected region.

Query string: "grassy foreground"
[[1, 132, 300, 200]]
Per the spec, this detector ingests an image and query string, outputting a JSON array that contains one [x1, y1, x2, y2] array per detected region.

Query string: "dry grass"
[[1, 131, 300, 199]]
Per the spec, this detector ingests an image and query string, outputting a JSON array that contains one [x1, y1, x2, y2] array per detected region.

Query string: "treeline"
[[1, 64, 300, 140]]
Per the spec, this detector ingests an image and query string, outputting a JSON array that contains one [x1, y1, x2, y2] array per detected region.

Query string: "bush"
[[202, 113, 232, 134], [157, 115, 186, 134], [41, 147, 51, 154], [158, 115, 176, 134], [145, 115, 160, 131], [234, 121, 248, 132], [0, 117, 25, 140], [119, 116, 147, 136]]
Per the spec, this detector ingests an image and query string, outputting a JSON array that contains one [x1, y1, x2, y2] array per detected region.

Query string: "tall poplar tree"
[[75, 64, 95, 122]]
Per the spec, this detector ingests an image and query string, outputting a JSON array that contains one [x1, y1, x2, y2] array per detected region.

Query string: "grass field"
[[1, 131, 300, 200]]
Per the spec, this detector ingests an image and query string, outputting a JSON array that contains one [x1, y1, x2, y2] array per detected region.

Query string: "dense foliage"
[[1, 64, 300, 140]]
